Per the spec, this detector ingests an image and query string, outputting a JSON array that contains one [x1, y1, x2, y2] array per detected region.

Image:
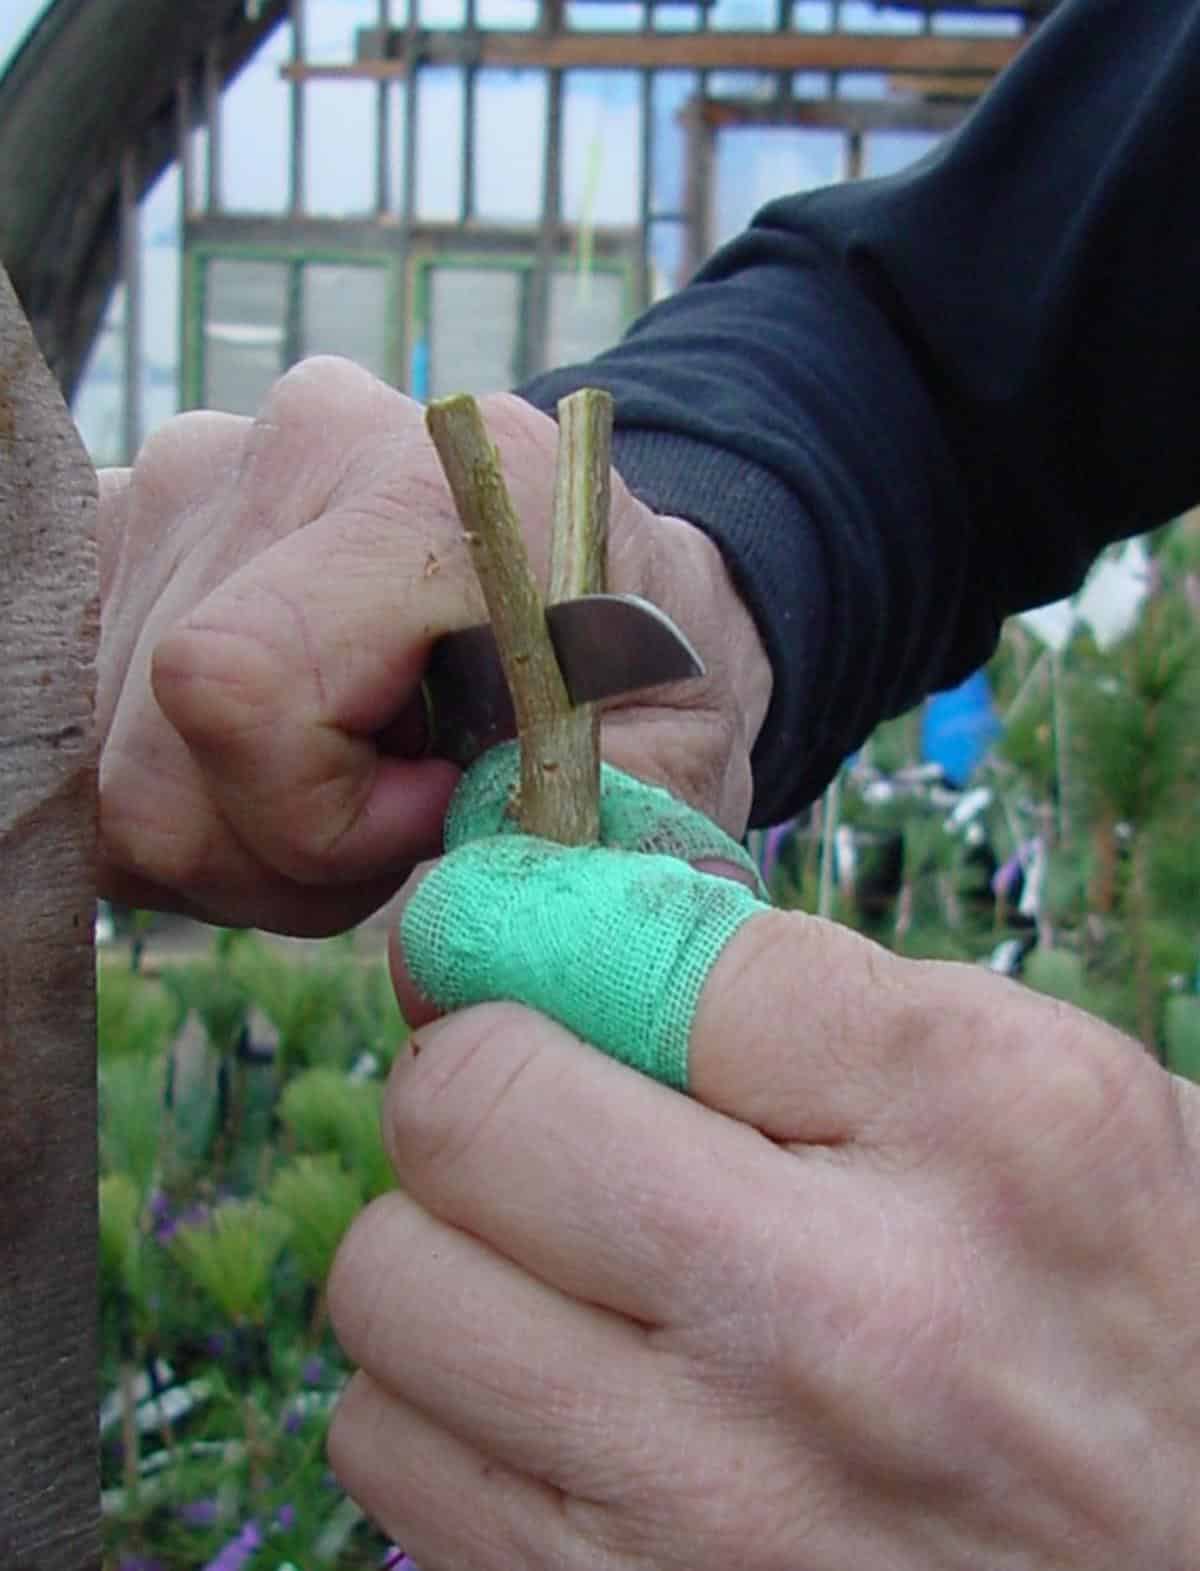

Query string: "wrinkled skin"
[[98, 354, 1200, 1570], [331, 910, 1200, 1571], [97, 356, 770, 934]]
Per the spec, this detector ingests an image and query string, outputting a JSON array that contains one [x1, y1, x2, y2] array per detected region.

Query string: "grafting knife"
[[424, 592, 704, 766]]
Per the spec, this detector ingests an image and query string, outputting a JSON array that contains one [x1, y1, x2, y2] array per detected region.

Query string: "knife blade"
[[423, 593, 705, 766]]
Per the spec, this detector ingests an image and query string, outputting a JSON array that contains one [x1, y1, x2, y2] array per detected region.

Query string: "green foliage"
[[161, 1010, 225, 1169], [1165, 995, 1200, 1081], [97, 960, 174, 1062], [99, 931, 408, 1568], [159, 955, 250, 1057], [348, 958, 411, 1069], [1149, 821, 1200, 924], [1022, 946, 1088, 1009], [859, 711, 920, 775], [1041, 846, 1088, 930], [229, 936, 357, 1070], [269, 1154, 364, 1290], [993, 664, 1056, 797], [169, 1199, 293, 1328], [279, 1068, 394, 1199], [99, 1172, 144, 1304], [891, 924, 977, 963], [100, 1054, 166, 1198], [1071, 598, 1200, 829]]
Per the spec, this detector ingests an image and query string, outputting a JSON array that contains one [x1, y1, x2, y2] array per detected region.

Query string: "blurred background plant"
[[98, 921, 408, 1571], [755, 514, 1200, 1077]]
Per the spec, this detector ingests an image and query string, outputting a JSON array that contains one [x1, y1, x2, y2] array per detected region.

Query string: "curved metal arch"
[[0, 0, 286, 396]]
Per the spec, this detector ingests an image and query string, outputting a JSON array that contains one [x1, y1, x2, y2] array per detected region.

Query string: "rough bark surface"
[[0, 263, 100, 1570]]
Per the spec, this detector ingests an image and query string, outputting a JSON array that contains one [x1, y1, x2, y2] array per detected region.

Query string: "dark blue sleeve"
[[520, 0, 1200, 825]]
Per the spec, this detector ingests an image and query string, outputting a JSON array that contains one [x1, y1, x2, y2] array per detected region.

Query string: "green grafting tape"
[[401, 745, 768, 1089], [445, 741, 768, 895]]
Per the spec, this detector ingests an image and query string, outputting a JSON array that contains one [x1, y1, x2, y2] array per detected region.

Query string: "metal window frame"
[[409, 245, 636, 395], [182, 238, 402, 407]]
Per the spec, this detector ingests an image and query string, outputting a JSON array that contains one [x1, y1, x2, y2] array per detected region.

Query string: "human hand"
[[97, 357, 770, 933], [328, 837, 1200, 1569]]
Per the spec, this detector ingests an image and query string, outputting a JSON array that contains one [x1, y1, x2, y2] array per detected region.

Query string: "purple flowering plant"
[[99, 931, 409, 1569]]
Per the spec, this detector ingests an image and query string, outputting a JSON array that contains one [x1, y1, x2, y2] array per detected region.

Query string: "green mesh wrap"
[[401, 744, 768, 1089]]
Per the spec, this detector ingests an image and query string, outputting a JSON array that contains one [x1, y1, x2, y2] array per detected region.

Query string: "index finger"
[[150, 501, 468, 886], [383, 999, 846, 1329]]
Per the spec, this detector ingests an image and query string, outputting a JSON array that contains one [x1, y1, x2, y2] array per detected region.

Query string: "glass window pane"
[[651, 72, 698, 215], [72, 286, 126, 467], [416, 69, 465, 219], [838, 2, 919, 30], [142, 166, 181, 439], [932, 11, 1020, 35], [390, 81, 409, 216], [562, 72, 640, 227], [547, 268, 627, 366], [793, 1, 833, 27], [475, 71, 546, 221], [477, 0, 538, 25], [650, 5, 703, 32], [428, 267, 522, 396], [300, 263, 391, 380], [420, 0, 467, 28], [707, 0, 774, 28], [714, 126, 841, 247], [863, 129, 943, 178], [203, 259, 289, 414], [647, 219, 687, 299], [708, 69, 773, 99], [307, 81, 378, 215], [563, 2, 644, 29], [836, 72, 889, 99], [222, 22, 291, 213], [305, 0, 379, 61]]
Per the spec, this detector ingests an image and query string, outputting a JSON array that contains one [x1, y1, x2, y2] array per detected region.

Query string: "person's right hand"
[[97, 357, 772, 935]]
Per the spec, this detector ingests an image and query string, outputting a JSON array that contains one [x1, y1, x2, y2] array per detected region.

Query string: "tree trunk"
[[0, 265, 100, 1570]]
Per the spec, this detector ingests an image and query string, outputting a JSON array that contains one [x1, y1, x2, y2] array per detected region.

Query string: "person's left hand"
[[327, 851, 1200, 1570]]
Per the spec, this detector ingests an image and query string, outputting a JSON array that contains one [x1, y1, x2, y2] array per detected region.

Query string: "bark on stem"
[[547, 388, 613, 842], [425, 392, 609, 843]]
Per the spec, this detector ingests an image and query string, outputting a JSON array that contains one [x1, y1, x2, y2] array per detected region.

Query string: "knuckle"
[[601, 708, 745, 830], [326, 1193, 415, 1361], [324, 1371, 364, 1480], [1028, 1011, 1155, 1167], [151, 616, 282, 742], [120, 412, 251, 560], [256, 354, 384, 426], [131, 409, 249, 495], [152, 572, 320, 743]]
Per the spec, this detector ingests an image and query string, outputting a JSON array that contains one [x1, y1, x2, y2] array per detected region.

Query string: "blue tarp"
[[921, 671, 1001, 787]]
